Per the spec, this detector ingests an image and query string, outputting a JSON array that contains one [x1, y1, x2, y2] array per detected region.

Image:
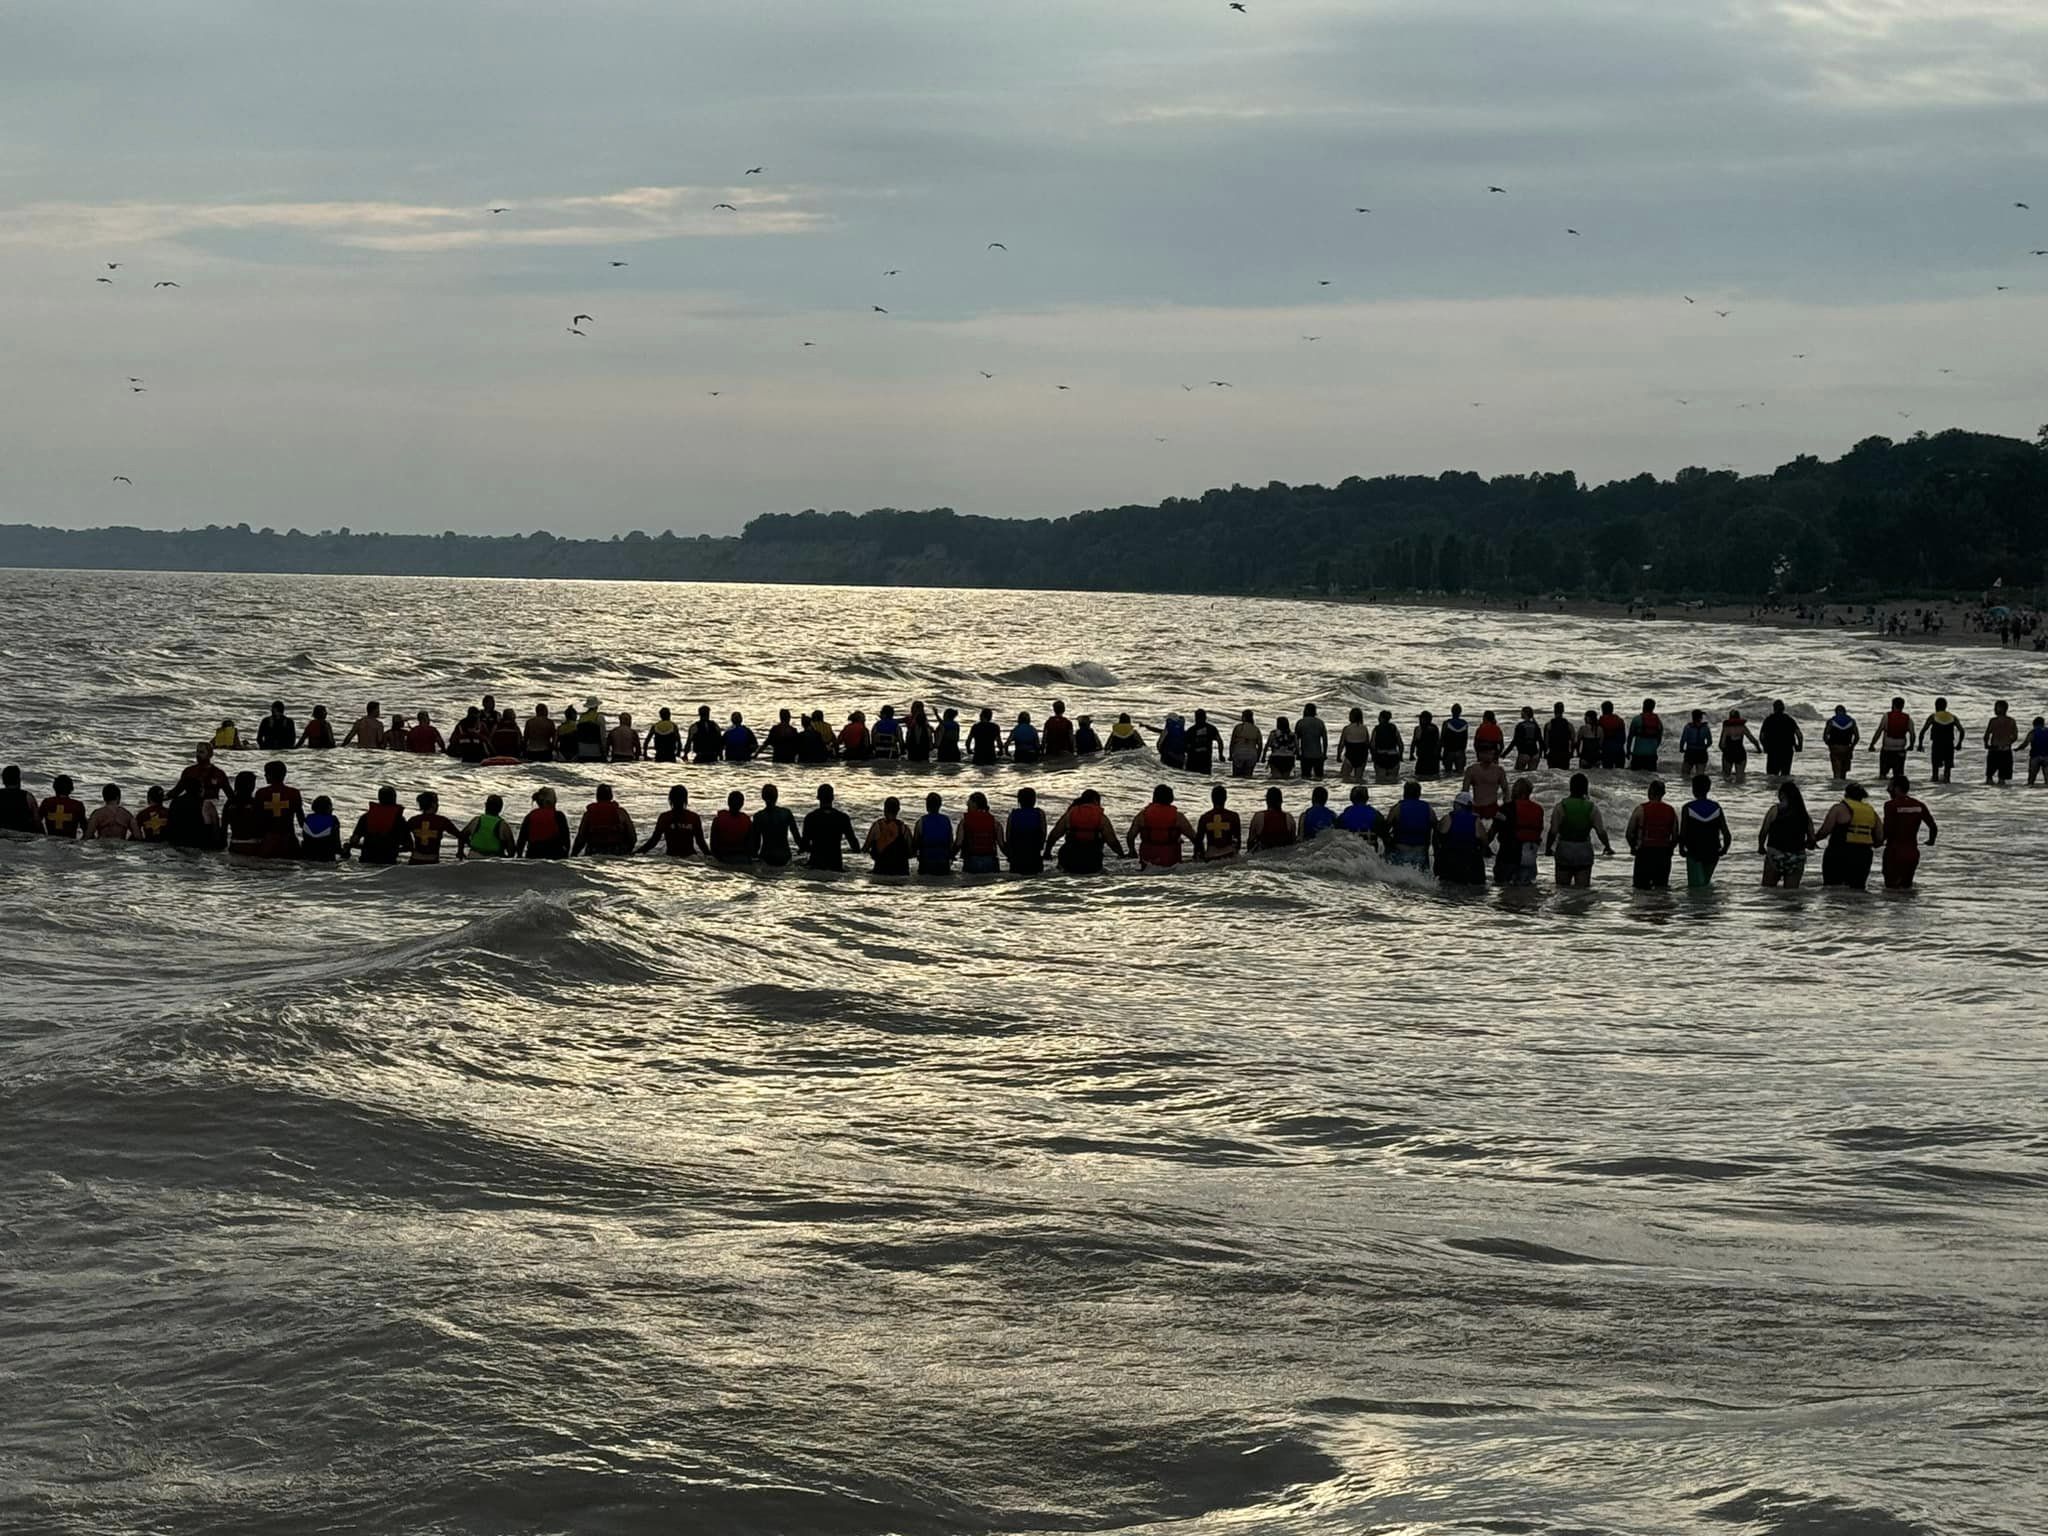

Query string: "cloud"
[[0, 187, 828, 253]]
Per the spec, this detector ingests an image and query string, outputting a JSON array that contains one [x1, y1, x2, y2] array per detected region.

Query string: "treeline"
[[7, 428, 2045, 601]]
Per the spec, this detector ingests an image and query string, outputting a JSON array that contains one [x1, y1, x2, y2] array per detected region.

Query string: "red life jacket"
[[839, 723, 869, 753], [406, 723, 439, 753], [303, 719, 334, 747], [363, 802, 403, 839], [1512, 799, 1544, 843], [1475, 720, 1505, 751], [1637, 800, 1678, 849], [583, 800, 628, 848], [710, 809, 752, 856], [1066, 802, 1104, 842], [961, 807, 1000, 855], [1882, 710, 1912, 742], [1044, 716, 1074, 752], [1639, 711, 1662, 737], [1138, 803, 1183, 864]]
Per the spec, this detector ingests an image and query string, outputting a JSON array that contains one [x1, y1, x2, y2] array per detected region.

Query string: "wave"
[[1698, 1487, 1934, 1535], [990, 660, 1121, 689]]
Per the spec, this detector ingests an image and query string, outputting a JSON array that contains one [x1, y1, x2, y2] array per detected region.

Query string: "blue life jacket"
[[1445, 807, 1478, 847], [1681, 723, 1713, 752], [1299, 806, 1336, 837], [1336, 804, 1378, 835], [1011, 724, 1040, 752], [1393, 798, 1434, 845], [723, 726, 756, 757], [1008, 807, 1045, 843], [917, 814, 952, 854]]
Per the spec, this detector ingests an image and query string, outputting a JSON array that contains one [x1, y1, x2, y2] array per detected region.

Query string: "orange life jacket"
[[1138, 803, 1183, 864]]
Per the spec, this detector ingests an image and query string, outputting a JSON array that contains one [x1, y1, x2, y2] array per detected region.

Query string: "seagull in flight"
[[489, 207, 510, 214], [1317, 279, 1332, 286], [1938, 367, 1953, 374], [2016, 202, 2031, 210], [106, 262, 122, 270], [609, 260, 628, 267], [1676, 399, 1690, 406], [1229, 3, 1246, 11], [1566, 228, 1580, 236], [1898, 411, 1913, 419], [708, 390, 722, 396], [128, 376, 142, 383], [1182, 384, 1197, 391], [2032, 249, 2048, 256], [1488, 185, 1507, 194], [1354, 207, 1371, 213], [1996, 284, 2011, 291], [1683, 295, 1695, 304], [572, 313, 593, 324], [712, 203, 737, 211], [883, 269, 901, 276], [131, 385, 146, 392], [113, 475, 132, 484], [1714, 309, 1732, 318], [1056, 384, 1071, 391], [95, 276, 113, 284], [567, 327, 586, 336], [802, 340, 817, 347], [979, 371, 994, 378], [987, 242, 1007, 251], [1301, 335, 1320, 341], [154, 281, 179, 288], [1209, 380, 1233, 388], [745, 166, 764, 175]]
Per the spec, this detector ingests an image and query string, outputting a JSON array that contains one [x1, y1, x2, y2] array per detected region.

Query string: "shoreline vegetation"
[[8, 430, 2046, 627]]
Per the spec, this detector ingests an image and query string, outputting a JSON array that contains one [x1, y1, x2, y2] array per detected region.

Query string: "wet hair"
[[1266, 787, 1283, 807], [1211, 784, 1228, 805], [883, 796, 901, 816], [1310, 786, 1328, 804], [926, 792, 942, 811], [1153, 784, 1174, 804], [727, 790, 744, 811], [1078, 789, 1101, 805], [1349, 785, 1369, 803], [485, 794, 504, 814], [1778, 781, 1808, 819], [669, 785, 688, 806], [1647, 779, 1666, 799], [1018, 787, 1037, 806], [1403, 780, 1423, 799], [101, 783, 120, 802], [1569, 773, 1589, 795], [1349, 707, 1365, 723], [817, 784, 834, 803]]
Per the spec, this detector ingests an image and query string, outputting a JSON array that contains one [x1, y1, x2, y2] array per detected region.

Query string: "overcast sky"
[[5, 0, 2045, 535]]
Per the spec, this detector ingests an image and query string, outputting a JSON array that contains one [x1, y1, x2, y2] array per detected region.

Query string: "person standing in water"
[[1626, 698, 1664, 772], [1047, 789, 1122, 872], [1439, 704, 1470, 774], [341, 702, 386, 749], [1822, 705, 1859, 780], [753, 784, 799, 868], [2029, 716, 2048, 787], [1247, 786, 1296, 852], [1043, 702, 1075, 759], [1434, 791, 1490, 886], [1624, 779, 1678, 890], [1880, 776, 1937, 890], [1385, 782, 1436, 871], [1194, 785, 1241, 861], [1677, 774, 1732, 888], [915, 793, 955, 874], [1371, 711, 1404, 781], [1265, 716, 1296, 778], [646, 707, 684, 762], [1130, 785, 1197, 868], [1005, 788, 1047, 874], [1718, 710, 1762, 778], [1597, 700, 1627, 770], [1544, 703, 1575, 772], [1295, 704, 1329, 778], [299, 705, 336, 750], [84, 783, 136, 841], [523, 704, 558, 761], [801, 785, 861, 871], [1228, 711, 1263, 777], [1073, 715, 1103, 755], [1298, 784, 1336, 839], [1334, 784, 1380, 847], [1917, 697, 1961, 784], [1984, 700, 2019, 784], [1678, 710, 1713, 775], [573, 785, 636, 856], [1510, 706, 1543, 772], [1545, 772, 1612, 887], [1411, 710, 1442, 778], [1105, 713, 1143, 754], [709, 790, 756, 865], [1184, 709, 1223, 776], [866, 796, 912, 875], [1871, 696, 1914, 782], [1338, 708, 1373, 781], [1498, 778, 1543, 885], [954, 792, 1003, 874], [348, 786, 407, 865], [1757, 700, 1802, 776], [405, 792, 465, 865], [1575, 709, 1602, 770], [517, 788, 572, 859], [1816, 782, 1882, 888], [1757, 781, 1814, 888], [461, 794, 512, 858]]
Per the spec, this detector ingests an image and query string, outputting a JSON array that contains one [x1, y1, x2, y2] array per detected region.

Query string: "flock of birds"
[[91, 153, 2046, 487]]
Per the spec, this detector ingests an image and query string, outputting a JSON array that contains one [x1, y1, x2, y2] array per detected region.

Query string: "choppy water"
[[3, 569, 2046, 1536]]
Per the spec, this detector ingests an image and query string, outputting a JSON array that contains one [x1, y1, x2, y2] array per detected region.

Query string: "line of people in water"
[[195, 692, 2048, 788], [2, 745, 1943, 892]]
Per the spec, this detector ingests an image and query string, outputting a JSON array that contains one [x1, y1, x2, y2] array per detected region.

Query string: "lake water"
[[3, 568, 2045, 1536]]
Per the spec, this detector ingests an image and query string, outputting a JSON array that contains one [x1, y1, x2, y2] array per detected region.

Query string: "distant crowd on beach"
[[7, 687, 2044, 893]]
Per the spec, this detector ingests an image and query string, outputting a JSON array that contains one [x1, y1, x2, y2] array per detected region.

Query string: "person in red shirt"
[[516, 787, 571, 859], [298, 705, 337, 749], [349, 787, 408, 864], [1248, 786, 1296, 851], [174, 743, 231, 801], [573, 785, 635, 855], [1625, 778, 1680, 889], [406, 711, 446, 755], [1881, 775, 1938, 890], [134, 785, 172, 843], [405, 791, 464, 865], [252, 759, 305, 858], [1193, 784, 1241, 861], [39, 775, 87, 840], [641, 785, 709, 857], [1129, 784, 1196, 868], [1497, 778, 1545, 885], [1043, 700, 1076, 758], [709, 790, 756, 864]]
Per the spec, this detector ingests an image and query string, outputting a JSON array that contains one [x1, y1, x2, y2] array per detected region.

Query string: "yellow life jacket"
[[1843, 798, 1878, 846], [213, 726, 239, 748]]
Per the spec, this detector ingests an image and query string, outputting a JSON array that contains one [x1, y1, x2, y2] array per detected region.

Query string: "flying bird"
[[1056, 384, 1070, 391], [1898, 411, 1913, 419], [1154, 437, 1169, 443], [979, 371, 994, 379], [128, 377, 142, 383], [1683, 295, 1695, 304], [1488, 186, 1507, 194], [1317, 279, 1332, 286], [154, 281, 179, 288], [1182, 384, 1196, 391], [802, 341, 817, 347], [2033, 249, 2048, 256], [712, 203, 737, 211], [1566, 228, 1580, 236], [987, 242, 1007, 251], [2016, 202, 2031, 210], [884, 268, 901, 276], [1714, 309, 1731, 318], [1354, 207, 1371, 213], [95, 277, 113, 284], [489, 207, 510, 214], [112, 475, 132, 484], [1229, 3, 1246, 11], [131, 386, 145, 392], [567, 327, 586, 336], [610, 261, 628, 267], [1209, 380, 1233, 388], [572, 313, 593, 324], [1996, 284, 2011, 291], [708, 390, 722, 396], [745, 167, 764, 175], [1301, 335, 1320, 341], [872, 305, 888, 313], [1676, 399, 1690, 406], [1938, 367, 1953, 374], [106, 263, 121, 270]]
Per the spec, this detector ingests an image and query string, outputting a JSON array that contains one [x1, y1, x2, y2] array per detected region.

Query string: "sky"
[[4, 0, 2046, 536]]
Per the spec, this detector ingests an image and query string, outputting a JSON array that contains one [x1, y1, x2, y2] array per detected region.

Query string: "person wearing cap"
[[575, 698, 607, 762]]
